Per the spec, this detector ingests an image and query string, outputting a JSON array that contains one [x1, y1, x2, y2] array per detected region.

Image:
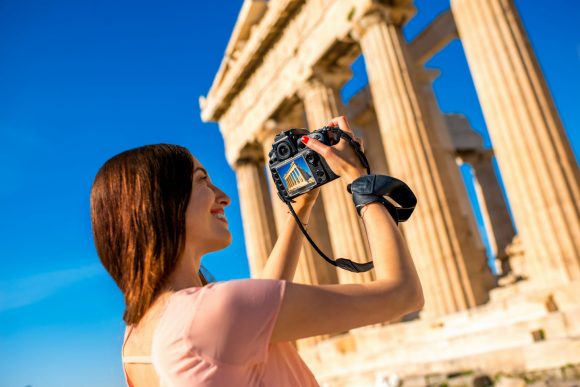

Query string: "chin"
[[210, 235, 233, 252]]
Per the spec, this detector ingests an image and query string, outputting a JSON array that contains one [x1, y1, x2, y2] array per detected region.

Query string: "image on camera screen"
[[275, 154, 317, 196]]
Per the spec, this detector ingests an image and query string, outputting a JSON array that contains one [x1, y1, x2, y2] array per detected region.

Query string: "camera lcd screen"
[[274, 154, 317, 196]]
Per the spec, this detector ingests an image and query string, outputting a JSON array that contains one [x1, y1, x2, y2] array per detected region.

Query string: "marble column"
[[234, 142, 277, 278], [464, 150, 516, 275], [451, 0, 580, 283], [353, 6, 494, 317], [299, 73, 374, 285], [346, 86, 391, 177], [416, 68, 490, 261]]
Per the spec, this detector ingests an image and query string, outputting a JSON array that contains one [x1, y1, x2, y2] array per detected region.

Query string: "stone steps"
[[302, 281, 580, 386]]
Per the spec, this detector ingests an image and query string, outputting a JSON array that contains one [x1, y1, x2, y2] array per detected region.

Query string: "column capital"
[[414, 67, 441, 84], [235, 141, 265, 168], [351, 2, 415, 39], [257, 105, 305, 139], [299, 66, 352, 98], [255, 119, 280, 143], [459, 148, 494, 165]]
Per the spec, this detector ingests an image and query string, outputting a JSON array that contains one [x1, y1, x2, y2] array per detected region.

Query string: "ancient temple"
[[200, 0, 580, 384]]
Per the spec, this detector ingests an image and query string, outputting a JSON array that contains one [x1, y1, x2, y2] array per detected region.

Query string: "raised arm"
[[270, 116, 424, 342], [271, 202, 423, 342], [259, 195, 317, 281]]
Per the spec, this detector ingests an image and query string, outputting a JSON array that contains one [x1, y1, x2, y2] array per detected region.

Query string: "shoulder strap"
[[122, 325, 153, 364], [122, 355, 153, 364]]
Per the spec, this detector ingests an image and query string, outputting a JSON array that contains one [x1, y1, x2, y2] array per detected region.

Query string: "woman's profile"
[[90, 116, 424, 386]]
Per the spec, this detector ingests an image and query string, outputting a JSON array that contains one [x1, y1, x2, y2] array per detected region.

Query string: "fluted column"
[[234, 143, 277, 278], [451, 0, 580, 283], [353, 6, 494, 317], [299, 73, 374, 285], [416, 68, 489, 260], [464, 150, 516, 275], [347, 87, 391, 177]]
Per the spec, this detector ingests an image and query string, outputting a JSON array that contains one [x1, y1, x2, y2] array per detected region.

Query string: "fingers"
[[301, 136, 334, 159], [327, 115, 353, 135], [326, 116, 365, 152]]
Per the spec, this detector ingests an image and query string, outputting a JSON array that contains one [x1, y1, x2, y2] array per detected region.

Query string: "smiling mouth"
[[213, 213, 228, 224]]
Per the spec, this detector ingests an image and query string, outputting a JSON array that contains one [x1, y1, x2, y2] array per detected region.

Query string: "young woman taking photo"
[[90, 116, 424, 386]]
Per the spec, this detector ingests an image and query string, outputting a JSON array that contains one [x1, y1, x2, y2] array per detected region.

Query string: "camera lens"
[[276, 142, 291, 160]]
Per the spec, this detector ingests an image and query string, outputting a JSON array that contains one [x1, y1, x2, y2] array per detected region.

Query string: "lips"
[[211, 209, 227, 224]]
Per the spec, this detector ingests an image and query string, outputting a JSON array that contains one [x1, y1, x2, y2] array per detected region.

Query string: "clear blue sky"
[[0, 0, 578, 386]]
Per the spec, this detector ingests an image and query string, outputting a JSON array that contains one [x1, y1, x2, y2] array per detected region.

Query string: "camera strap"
[[347, 175, 417, 222], [283, 129, 375, 273], [286, 202, 375, 272]]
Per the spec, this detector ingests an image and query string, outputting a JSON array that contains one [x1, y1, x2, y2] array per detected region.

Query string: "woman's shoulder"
[[172, 279, 284, 298], [155, 279, 287, 367], [159, 279, 286, 328], [159, 279, 286, 322]]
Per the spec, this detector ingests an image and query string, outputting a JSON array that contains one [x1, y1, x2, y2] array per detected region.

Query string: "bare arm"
[[259, 203, 314, 281], [271, 200, 423, 342]]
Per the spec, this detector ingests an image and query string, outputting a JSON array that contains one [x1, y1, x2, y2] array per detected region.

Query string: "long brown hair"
[[90, 144, 200, 325]]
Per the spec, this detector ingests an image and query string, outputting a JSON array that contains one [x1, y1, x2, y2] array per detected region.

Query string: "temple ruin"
[[201, 0, 580, 384]]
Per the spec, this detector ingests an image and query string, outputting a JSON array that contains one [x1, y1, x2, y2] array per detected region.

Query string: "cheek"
[[185, 204, 204, 229], [184, 191, 211, 229]]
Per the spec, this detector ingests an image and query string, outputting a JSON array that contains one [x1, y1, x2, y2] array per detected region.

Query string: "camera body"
[[268, 126, 342, 202]]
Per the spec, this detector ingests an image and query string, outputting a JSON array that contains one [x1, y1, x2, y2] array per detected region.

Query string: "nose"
[[215, 186, 231, 207]]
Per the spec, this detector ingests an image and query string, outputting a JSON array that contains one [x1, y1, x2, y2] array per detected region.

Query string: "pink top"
[[121, 279, 319, 386]]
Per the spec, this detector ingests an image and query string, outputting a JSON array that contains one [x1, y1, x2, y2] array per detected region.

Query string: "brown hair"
[[90, 144, 199, 325]]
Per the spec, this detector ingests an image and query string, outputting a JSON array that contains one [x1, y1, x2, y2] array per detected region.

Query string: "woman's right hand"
[[301, 116, 367, 184]]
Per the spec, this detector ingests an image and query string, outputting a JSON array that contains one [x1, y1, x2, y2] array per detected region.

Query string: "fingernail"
[[301, 136, 310, 144]]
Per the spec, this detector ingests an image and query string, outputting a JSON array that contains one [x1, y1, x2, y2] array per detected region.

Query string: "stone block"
[[495, 376, 527, 387]]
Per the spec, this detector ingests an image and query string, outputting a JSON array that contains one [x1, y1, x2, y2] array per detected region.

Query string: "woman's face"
[[184, 157, 232, 254]]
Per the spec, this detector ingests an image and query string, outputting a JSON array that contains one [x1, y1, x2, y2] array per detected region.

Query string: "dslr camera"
[[268, 126, 347, 203]]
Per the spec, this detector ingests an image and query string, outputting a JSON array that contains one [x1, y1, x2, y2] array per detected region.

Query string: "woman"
[[90, 116, 424, 386]]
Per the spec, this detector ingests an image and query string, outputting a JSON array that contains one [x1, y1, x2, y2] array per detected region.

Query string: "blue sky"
[[0, 0, 578, 386]]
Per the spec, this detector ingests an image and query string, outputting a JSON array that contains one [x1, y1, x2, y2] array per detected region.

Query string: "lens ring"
[[276, 142, 291, 159]]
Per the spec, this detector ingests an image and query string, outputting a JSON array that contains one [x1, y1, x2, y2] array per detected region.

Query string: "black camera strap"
[[283, 130, 374, 273], [285, 202, 375, 273]]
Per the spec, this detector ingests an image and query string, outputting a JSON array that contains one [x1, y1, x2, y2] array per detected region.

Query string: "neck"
[[165, 246, 204, 291]]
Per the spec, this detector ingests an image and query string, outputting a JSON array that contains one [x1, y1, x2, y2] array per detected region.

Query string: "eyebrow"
[[194, 167, 208, 175]]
